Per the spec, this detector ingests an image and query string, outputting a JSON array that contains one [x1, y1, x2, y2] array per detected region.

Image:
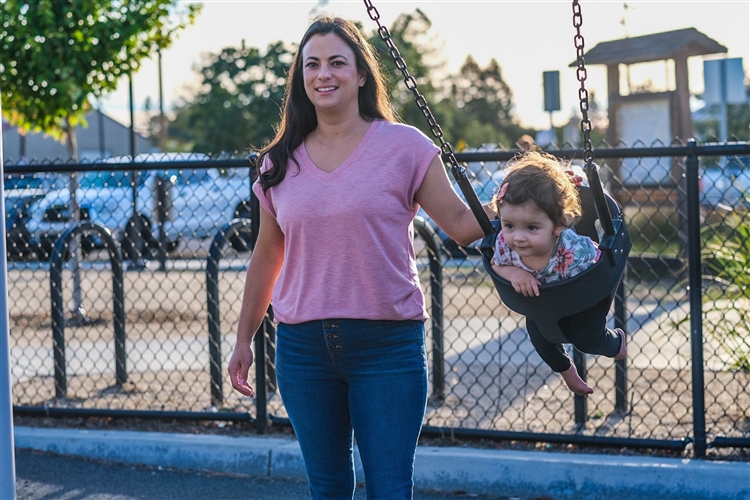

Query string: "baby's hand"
[[492, 265, 540, 297]]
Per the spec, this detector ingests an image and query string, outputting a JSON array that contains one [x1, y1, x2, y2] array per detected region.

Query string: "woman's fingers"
[[228, 347, 256, 397], [230, 367, 256, 397]]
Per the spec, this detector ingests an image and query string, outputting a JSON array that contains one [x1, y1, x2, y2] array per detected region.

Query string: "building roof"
[[571, 27, 727, 66]]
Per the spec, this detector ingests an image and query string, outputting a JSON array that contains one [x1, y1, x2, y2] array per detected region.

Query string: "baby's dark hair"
[[493, 151, 582, 228]]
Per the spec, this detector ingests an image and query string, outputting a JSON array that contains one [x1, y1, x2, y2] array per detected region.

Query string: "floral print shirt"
[[493, 228, 601, 284]]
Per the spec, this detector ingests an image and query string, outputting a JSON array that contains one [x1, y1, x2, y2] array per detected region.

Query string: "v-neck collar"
[[299, 120, 379, 181]]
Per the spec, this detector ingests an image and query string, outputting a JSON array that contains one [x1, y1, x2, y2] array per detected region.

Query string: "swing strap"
[[363, 0, 494, 237]]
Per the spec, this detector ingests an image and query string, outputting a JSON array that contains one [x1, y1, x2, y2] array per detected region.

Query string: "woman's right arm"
[[228, 205, 285, 397]]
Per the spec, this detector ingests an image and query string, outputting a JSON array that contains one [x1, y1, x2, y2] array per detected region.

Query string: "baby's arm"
[[491, 264, 541, 297]]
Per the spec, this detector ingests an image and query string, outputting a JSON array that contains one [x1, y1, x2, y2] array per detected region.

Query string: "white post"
[[718, 58, 728, 143], [0, 98, 18, 499]]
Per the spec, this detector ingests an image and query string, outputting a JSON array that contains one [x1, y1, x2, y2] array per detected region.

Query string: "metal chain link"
[[363, 0, 465, 180], [572, 0, 594, 164]]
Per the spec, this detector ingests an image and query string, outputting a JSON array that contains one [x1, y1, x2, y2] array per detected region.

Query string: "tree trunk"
[[64, 118, 84, 318]]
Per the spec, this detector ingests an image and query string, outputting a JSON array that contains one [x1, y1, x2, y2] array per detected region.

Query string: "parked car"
[[700, 155, 750, 210], [24, 153, 253, 259], [4, 175, 48, 259]]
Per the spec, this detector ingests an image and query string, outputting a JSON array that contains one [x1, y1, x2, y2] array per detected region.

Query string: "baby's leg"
[[527, 318, 593, 395], [559, 298, 623, 359], [526, 318, 574, 372], [560, 364, 593, 396]]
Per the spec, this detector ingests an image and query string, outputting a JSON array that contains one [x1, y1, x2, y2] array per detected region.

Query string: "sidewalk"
[[14, 426, 750, 500]]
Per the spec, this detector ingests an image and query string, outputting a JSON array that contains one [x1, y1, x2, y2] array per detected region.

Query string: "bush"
[[698, 211, 750, 371]]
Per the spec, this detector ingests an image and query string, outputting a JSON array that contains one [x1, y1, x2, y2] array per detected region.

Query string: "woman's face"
[[301, 33, 365, 113], [499, 200, 563, 262]]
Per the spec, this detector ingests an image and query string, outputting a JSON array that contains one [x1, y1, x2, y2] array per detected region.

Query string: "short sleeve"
[[252, 157, 277, 219]]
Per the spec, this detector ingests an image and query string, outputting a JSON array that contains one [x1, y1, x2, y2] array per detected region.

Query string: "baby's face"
[[499, 200, 562, 261]]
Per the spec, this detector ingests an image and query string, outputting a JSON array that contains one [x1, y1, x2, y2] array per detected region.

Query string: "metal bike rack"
[[206, 217, 277, 409], [49, 222, 126, 398]]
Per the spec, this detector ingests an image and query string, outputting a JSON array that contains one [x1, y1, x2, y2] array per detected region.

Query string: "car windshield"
[[163, 168, 212, 186], [4, 176, 45, 190], [79, 170, 140, 189]]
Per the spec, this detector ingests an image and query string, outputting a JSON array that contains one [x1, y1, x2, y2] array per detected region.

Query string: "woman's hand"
[[228, 341, 256, 397], [565, 169, 583, 187]]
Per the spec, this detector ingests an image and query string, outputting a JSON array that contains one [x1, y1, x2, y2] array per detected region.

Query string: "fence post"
[[50, 240, 67, 397], [155, 174, 170, 271], [0, 121, 18, 499], [206, 218, 254, 407], [50, 222, 126, 398], [614, 279, 628, 412], [413, 217, 444, 400], [573, 349, 587, 426], [685, 139, 706, 458]]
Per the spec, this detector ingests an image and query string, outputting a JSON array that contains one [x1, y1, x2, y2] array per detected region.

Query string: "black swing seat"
[[480, 186, 632, 345]]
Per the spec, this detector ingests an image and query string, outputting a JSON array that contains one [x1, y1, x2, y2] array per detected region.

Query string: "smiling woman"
[[226, 15, 488, 499], [301, 33, 366, 115]]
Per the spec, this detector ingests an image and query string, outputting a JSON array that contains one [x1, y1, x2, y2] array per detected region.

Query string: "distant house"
[[2, 109, 153, 163]]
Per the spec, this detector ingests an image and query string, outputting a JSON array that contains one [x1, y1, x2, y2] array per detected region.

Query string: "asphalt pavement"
[[16, 448, 517, 500], [12, 426, 750, 500]]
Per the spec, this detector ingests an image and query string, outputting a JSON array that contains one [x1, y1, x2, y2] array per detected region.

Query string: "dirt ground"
[[7, 256, 750, 463]]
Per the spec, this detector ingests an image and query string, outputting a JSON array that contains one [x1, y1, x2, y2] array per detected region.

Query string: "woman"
[[228, 16, 488, 499]]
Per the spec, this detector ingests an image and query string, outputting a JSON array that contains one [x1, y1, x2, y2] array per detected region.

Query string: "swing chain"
[[572, 0, 594, 164], [363, 0, 466, 180]]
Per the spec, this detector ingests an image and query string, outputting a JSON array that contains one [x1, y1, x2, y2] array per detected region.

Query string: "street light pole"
[[158, 49, 166, 152], [0, 92, 18, 500], [128, 73, 143, 266]]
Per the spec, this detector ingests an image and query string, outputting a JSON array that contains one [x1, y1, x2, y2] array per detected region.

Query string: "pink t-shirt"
[[252, 119, 439, 324]]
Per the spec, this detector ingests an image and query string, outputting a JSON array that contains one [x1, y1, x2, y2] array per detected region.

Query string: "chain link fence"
[[5, 143, 750, 459]]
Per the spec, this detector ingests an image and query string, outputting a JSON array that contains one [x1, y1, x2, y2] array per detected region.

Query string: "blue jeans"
[[276, 319, 428, 500]]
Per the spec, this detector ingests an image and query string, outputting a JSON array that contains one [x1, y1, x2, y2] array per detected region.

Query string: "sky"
[[98, 0, 750, 135]]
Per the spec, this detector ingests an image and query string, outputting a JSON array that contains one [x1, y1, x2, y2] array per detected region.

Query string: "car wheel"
[[229, 202, 253, 252], [122, 215, 153, 260], [165, 238, 180, 253]]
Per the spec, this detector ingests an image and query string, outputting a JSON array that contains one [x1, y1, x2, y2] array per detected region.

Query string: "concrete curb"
[[14, 426, 750, 500]]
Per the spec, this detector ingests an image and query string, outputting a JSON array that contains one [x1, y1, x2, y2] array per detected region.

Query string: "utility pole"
[[128, 73, 145, 268], [158, 49, 167, 152]]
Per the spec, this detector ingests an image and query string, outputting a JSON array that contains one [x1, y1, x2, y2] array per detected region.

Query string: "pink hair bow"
[[497, 183, 508, 202]]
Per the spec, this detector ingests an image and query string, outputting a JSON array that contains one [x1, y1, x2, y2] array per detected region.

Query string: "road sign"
[[543, 71, 561, 113]]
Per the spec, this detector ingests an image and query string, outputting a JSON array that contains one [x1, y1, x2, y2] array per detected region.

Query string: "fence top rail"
[[5, 142, 749, 174], [450, 142, 750, 163], [3, 155, 258, 175]]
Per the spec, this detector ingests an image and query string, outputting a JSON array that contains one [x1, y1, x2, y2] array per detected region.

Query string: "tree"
[[447, 56, 530, 148], [368, 9, 447, 138], [167, 10, 445, 154], [0, 0, 200, 318], [165, 40, 293, 154], [694, 105, 750, 143], [0, 0, 201, 159]]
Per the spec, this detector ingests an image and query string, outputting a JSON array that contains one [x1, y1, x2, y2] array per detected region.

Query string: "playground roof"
[[573, 27, 727, 66]]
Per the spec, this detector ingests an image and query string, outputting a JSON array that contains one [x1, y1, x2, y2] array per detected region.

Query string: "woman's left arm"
[[415, 155, 495, 247]]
